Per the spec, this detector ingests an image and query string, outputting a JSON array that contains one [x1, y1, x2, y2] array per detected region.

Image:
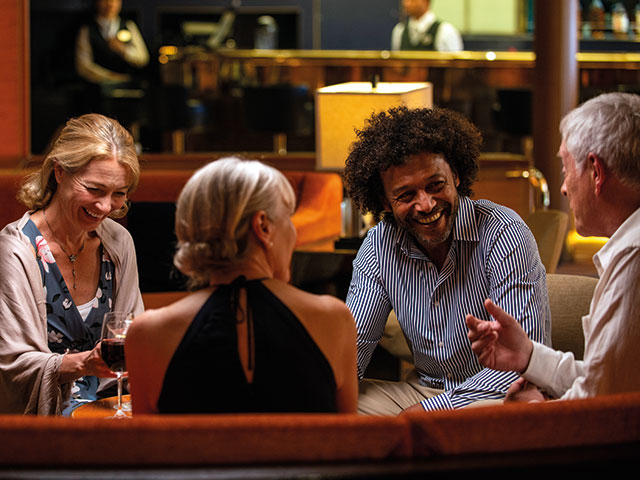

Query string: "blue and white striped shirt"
[[346, 197, 550, 410]]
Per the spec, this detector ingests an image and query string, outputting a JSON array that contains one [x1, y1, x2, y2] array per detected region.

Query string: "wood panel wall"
[[0, 0, 29, 160]]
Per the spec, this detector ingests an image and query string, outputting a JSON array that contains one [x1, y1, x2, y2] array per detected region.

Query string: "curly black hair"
[[343, 106, 482, 220]]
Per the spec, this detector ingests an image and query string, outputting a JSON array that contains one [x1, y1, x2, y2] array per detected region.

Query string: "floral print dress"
[[22, 218, 115, 414]]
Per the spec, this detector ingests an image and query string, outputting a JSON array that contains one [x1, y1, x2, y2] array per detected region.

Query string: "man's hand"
[[465, 299, 534, 373], [400, 402, 426, 416], [505, 377, 545, 403], [108, 37, 127, 56]]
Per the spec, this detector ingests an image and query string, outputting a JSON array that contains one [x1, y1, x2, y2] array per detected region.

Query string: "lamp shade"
[[315, 82, 433, 171]]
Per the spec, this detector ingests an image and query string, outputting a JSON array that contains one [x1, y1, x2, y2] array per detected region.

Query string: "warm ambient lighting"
[[159, 45, 179, 56], [116, 29, 132, 43], [565, 230, 609, 263], [317, 82, 431, 95], [315, 81, 433, 171], [485, 51, 497, 61]]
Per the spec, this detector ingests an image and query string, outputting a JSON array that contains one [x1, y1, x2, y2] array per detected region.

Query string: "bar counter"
[[163, 48, 640, 95]]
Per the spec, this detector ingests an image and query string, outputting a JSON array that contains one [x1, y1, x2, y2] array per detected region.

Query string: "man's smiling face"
[[381, 151, 460, 257]]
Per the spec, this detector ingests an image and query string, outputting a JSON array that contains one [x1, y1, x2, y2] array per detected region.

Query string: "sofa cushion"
[[406, 392, 640, 457], [0, 414, 411, 467]]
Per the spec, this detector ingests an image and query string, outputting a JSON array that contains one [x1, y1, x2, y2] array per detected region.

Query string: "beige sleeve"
[[0, 232, 67, 414]]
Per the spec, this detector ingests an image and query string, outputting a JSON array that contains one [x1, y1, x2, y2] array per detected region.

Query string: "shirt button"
[[438, 341, 444, 347], [433, 299, 440, 307]]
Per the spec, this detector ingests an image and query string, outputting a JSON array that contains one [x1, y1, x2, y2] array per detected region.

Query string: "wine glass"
[[100, 311, 132, 418]]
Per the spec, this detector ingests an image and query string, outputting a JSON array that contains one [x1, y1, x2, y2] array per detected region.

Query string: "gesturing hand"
[[465, 299, 533, 373]]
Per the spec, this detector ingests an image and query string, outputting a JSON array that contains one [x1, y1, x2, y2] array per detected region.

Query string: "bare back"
[[126, 279, 357, 414]]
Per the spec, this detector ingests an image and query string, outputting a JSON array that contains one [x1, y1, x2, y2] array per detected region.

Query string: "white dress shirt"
[[524, 207, 640, 399]]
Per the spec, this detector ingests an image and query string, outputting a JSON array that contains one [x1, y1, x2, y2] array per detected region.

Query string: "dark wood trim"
[[0, 0, 30, 158]]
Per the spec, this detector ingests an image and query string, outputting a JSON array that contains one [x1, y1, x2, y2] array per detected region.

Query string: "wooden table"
[[71, 395, 132, 419]]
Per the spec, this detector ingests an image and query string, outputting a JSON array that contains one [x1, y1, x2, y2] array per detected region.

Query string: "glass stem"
[[116, 373, 123, 411]]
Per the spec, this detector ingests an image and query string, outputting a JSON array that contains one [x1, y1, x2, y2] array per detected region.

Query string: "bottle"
[[612, 2, 629, 37], [589, 0, 606, 39], [254, 16, 278, 50]]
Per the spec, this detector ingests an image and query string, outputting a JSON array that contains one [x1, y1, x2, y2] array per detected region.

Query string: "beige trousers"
[[357, 370, 503, 415], [357, 371, 444, 415]]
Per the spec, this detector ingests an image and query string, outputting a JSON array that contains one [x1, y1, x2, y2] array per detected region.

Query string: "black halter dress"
[[157, 277, 337, 413]]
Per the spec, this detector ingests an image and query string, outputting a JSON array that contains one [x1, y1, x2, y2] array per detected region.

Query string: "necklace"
[[42, 208, 86, 289]]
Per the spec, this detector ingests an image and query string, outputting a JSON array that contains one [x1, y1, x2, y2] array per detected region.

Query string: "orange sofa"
[[0, 393, 638, 475], [127, 169, 342, 291], [128, 169, 343, 250]]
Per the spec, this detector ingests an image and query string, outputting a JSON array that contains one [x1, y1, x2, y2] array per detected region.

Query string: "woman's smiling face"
[[54, 157, 130, 230]]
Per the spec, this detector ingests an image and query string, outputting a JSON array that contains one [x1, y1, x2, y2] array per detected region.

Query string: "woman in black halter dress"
[[126, 158, 358, 414]]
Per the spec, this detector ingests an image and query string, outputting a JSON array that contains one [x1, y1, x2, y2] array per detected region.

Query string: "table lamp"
[[315, 81, 433, 246]]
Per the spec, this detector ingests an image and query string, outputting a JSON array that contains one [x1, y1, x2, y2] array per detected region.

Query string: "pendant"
[[69, 255, 77, 263]]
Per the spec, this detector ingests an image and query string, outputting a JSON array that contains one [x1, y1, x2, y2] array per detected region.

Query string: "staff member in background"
[[391, 0, 463, 52], [75, 0, 149, 85]]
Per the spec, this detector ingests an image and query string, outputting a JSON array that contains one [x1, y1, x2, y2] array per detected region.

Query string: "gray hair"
[[173, 157, 296, 289], [560, 92, 640, 188], [18, 113, 139, 217]]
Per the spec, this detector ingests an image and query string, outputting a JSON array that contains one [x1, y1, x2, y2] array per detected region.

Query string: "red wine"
[[101, 338, 126, 373]]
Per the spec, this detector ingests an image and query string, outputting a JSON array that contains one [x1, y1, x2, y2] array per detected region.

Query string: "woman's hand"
[[59, 343, 116, 384]]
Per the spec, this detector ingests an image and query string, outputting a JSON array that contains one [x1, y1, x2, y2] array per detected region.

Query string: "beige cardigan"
[[0, 212, 144, 414]]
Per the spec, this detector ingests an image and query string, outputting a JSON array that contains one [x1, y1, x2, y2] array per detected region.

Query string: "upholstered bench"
[[0, 393, 638, 476]]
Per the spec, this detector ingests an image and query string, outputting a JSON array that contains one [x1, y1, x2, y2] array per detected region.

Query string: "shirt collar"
[[452, 196, 480, 243], [96, 16, 121, 38], [592, 206, 640, 275], [408, 10, 436, 33]]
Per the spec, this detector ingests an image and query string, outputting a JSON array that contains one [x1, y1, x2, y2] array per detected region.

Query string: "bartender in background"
[[391, 0, 463, 52], [75, 0, 149, 85]]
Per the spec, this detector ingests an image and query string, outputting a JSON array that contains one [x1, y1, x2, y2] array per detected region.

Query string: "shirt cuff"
[[522, 341, 554, 386], [420, 392, 454, 411]]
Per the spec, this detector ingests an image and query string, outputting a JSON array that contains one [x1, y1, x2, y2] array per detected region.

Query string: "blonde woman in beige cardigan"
[[0, 114, 143, 415]]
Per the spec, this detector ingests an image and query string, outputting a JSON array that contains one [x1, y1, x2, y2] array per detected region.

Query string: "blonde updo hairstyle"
[[18, 113, 140, 218], [174, 157, 296, 289]]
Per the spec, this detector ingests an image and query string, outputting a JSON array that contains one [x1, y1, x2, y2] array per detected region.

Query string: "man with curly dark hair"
[[344, 106, 550, 414]]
